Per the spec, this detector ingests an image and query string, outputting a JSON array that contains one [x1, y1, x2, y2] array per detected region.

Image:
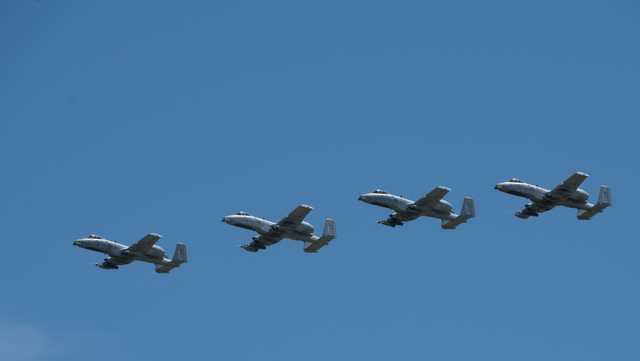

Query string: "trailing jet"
[[222, 204, 336, 253], [495, 171, 612, 220], [358, 187, 475, 229], [73, 233, 187, 273]]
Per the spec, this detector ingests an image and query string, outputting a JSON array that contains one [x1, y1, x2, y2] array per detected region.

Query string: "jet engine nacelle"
[[296, 222, 314, 235], [571, 189, 589, 202], [147, 245, 166, 259]]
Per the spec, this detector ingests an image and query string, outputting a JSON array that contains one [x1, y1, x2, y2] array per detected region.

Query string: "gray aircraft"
[[358, 187, 476, 229], [73, 233, 187, 273], [495, 171, 612, 220], [222, 204, 336, 253]]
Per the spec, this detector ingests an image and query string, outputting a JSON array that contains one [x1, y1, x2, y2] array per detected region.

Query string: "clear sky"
[[1, 1, 639, 360]]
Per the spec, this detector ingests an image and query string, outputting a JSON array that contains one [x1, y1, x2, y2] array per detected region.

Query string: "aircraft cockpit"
[[508, 178, 524, 183], [87, 234, 103, 239], [372, 189, 388, 194], [235, 212, 250, 216]]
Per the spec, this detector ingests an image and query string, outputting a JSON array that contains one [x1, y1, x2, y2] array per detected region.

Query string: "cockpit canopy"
[[372, 189, 388, 194], [508, 178, 524, 183], [87, 234, 103, 239], [235, 211, 250, 216]]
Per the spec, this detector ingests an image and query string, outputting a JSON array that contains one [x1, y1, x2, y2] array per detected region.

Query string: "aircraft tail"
[[304, 218, 336, 253], [172, 243, 188, 264], [441, 197, 475, 230], [577, 186, 612, 220], [155, 243, 187, 273]]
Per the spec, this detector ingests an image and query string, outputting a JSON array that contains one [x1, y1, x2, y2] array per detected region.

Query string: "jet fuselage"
[[222, 214, 319, 242], [73, 237, 173, 266], [495, 181, 591, 209], [358, 192, 458, 221]]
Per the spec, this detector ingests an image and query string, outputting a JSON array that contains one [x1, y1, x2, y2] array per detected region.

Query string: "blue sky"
[[1, 1, 639, 360]]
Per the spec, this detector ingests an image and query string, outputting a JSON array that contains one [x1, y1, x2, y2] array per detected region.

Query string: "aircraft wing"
[[126, 233, 162, 254], [277, 204, 313, 227], [413, 186, 451, 209], [515, 201, 554, 219], [96, 257, 120, 269], [549, 172, 589, 196], [241, 235, 279, 253]]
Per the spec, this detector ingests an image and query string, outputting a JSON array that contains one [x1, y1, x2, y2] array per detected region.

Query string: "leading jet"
[[358, 187, 475, 229], [73, 233, 187, 273], [222, 204, 336, 253], [495, 171, 612, 220]]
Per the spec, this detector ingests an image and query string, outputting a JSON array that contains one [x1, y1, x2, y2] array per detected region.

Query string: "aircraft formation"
[[74, 171, 612, 273]]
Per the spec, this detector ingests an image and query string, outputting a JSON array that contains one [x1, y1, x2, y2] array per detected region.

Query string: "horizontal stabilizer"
[[442, 197, 475, 230], [303, 240, 328, 253], [304, 219, 336, 253], [155, 243, 187, 273], [155, 264, 173, 273], [577, 186, 612, 220]]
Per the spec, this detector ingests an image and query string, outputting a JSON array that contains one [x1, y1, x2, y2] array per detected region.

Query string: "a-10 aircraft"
[[222, 204, 336, 252], [495, 171, 612, 219], [73, 233, 187, 273], [358, 187, 475, 229]]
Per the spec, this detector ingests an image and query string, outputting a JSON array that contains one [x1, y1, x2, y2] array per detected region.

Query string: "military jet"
[[495, 171, 612, 220], [358, 187, 475, 229], [73, 233, 187, 273], [222, 204, 336, 253]]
